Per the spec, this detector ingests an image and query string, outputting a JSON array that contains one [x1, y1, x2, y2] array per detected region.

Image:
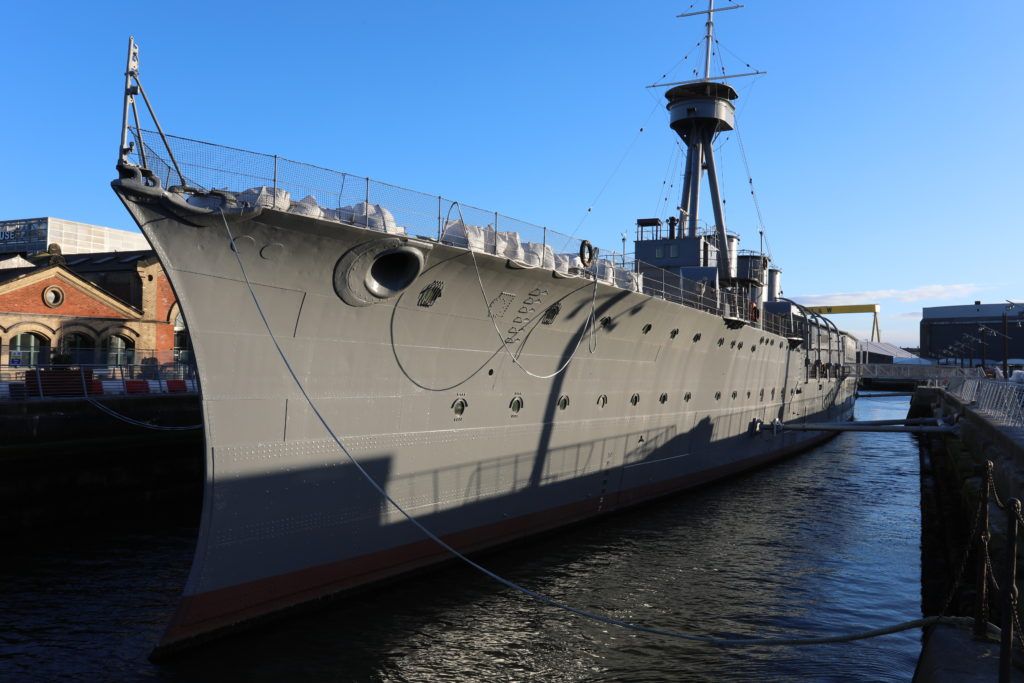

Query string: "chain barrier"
[[938, 485, 987, 617]]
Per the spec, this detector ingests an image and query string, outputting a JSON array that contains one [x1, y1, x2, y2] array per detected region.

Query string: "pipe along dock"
[[776, 417, 959, 434]]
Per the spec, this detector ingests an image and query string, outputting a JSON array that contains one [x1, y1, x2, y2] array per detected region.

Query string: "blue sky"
[[2, 1, 1021, 346]]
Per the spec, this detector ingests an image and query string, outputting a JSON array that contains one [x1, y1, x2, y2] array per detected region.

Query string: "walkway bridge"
[[846, 363, 985, 384]]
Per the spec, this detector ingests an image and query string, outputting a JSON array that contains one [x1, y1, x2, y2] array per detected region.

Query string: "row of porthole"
[[600, 320, 787, 353], [454, 386, 789, 416]]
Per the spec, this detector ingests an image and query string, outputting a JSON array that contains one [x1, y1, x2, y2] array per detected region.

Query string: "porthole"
[[737, 341, 744, 350], [731, 390, 738, 399], [659, 393, 668, 404], [670, 328, 679, 339], [684, 392, 692, 402], [42, 285, 64, 308], [717, 337, 725, 347], [557, 395, 570, 411], [630, 393, 640, 406], [715, 391, 722, 400], [730, 340, 737, 348], [510, 396, 524, 414], [693, 333, 702, 342], [597, 394, 608, 408], [760, 388, 765, 400], [451, 398, 468, 416], [747, 391, 751, 398], [601, 316, 613, 329], [642, 323, 653, 335]]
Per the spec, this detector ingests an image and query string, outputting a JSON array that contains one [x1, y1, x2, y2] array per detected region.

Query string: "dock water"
[[2, 395, 928, 681]]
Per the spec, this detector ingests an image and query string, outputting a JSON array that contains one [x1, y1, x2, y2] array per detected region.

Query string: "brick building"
[[0, 218, 187, 367]]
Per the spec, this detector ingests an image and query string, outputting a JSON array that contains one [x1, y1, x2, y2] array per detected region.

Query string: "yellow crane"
[[805, 304, 881, 342]]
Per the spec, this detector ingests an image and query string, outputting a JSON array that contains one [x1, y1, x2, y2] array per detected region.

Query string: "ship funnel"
[[768, 267, 782, 302]]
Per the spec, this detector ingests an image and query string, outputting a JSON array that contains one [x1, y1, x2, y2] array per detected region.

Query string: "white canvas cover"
[[496, 231, 524, 261], [595, 259, 615, 284], [521, 242, 556, 269], [553, 253, 572, 274], [290, 195, 325, 219], [346, 202, 400, 234], [442, 220, 491, 252], [237, 186, 291, 211], [614, 268, 642, 292], [186, 191, 233, 210]]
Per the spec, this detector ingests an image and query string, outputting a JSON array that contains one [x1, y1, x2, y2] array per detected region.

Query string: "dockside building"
[[0, 217, 187, 367], [920, 301, 1024, 366]]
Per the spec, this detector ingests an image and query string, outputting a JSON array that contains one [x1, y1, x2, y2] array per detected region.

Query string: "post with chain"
[[975, 461, 993, 638], [1000, 498, 1020, 683]]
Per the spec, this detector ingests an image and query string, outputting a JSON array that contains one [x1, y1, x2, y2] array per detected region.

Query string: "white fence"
[[947, 378, 1024, 429]]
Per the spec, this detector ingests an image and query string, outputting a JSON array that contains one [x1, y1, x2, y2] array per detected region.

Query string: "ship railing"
[[126, 130, 791, 334], [0, 362, 198, 401], [634, 221, 714, 241]]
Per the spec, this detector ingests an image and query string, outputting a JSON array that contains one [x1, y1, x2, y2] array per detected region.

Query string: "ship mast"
[[649, 1, 763, 283]]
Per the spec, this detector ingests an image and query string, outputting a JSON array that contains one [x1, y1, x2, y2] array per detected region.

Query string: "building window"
[[102, 335, 135, 366], [10, 332, 49, 367], [42, 285, 65, 308], [669, 244, 678, 258], [655, 246, 664, 259], [172, 313, 191, 363], [61, 333, 94, 365]]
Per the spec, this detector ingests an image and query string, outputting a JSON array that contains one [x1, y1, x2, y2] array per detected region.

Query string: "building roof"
[[60, 250, 156, 272], [923, 303, 1022, 319], [0, 267, 36, 286], [857, 340, 919, 359]]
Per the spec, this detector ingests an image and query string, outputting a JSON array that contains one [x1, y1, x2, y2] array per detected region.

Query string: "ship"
[[111, 5, 857, 657]]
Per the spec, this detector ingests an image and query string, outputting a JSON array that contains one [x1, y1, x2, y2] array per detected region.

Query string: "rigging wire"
[[653, 141, 681, 218], [733, 115, 773, 261], [561, 99, 662, 249]]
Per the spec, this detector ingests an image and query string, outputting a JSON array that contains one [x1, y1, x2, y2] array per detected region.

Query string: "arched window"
[[173, 313, 191, 363], [61, 333, 94, 365], [10, 332, 50, 367], [102, 335, 135, 366]]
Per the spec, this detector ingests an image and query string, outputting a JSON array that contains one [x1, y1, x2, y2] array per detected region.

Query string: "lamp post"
[[978, 326, 987, 369], [1004, 311, 1010, 379]]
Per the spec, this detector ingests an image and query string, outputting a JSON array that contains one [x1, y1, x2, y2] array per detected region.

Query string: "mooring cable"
[[218, 209, 957, 648], [85, 396, 201, 431], [447, 200, 600, 380]]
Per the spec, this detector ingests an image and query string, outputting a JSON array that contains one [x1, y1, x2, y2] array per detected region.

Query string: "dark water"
[[1, 396, 923, 682]]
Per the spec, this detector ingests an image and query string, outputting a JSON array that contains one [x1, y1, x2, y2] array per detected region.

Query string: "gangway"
[[849, 363, 985, 383], [775, 417, 958, 434]]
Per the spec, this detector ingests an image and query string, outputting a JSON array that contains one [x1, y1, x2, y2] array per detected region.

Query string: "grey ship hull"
[[115, 184, 855, 654]]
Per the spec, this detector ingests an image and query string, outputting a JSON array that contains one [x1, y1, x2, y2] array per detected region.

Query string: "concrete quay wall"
[[0, 396, 203, 530]]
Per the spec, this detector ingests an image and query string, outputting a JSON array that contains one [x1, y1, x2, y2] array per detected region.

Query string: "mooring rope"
[[218, 209, 964, 648], [85, 396, 201, 431], [446, 199, 601, 380]]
